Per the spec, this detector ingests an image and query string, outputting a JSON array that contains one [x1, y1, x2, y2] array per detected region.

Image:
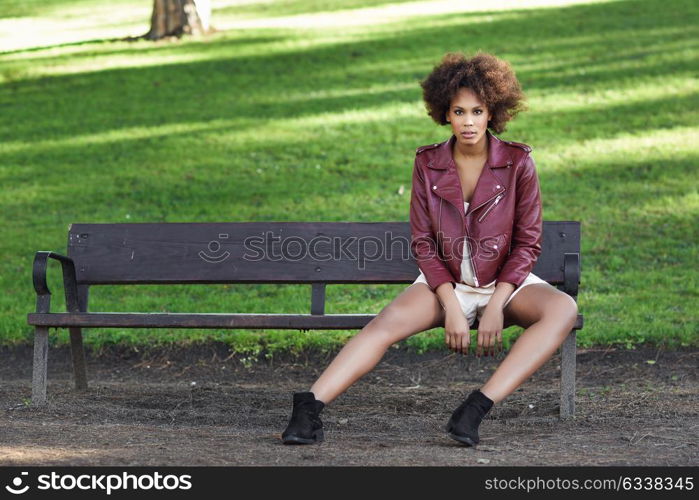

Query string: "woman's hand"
[[444, 306, 472, 355], [477, 304, 504, 357]]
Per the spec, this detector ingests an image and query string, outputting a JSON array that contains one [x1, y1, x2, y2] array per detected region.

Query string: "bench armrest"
[[32, 251, 80, 314], [562, 252, 580, 299]]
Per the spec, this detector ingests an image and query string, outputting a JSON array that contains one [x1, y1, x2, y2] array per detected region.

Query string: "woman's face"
[[445, 87, 491, 148]]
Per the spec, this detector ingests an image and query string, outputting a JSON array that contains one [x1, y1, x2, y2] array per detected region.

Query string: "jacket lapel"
[[427, 131, 512, 217]]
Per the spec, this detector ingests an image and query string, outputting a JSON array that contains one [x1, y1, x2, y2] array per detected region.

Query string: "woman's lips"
[[461, 131, 476, 138]]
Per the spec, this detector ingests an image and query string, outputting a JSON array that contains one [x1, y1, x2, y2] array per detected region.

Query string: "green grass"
[[1, 0, 697, 356]]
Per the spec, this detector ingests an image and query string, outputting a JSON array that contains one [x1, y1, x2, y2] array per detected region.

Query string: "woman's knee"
[[363, 295, 440, 346], [364, 306, 413, 345], [543, 293, 578, 328], [355, 323, 398, 350]]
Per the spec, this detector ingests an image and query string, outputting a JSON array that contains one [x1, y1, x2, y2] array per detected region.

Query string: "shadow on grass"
[[2, 0, 696, 143]]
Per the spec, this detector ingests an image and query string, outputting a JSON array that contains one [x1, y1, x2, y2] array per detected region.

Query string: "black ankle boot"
[[445, 389, 494, 446], [281, 392, 325, 445]]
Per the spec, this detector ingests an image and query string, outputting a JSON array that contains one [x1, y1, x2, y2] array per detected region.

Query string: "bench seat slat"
[[27, 312, 583, 331], [28, 312, 377, 329]]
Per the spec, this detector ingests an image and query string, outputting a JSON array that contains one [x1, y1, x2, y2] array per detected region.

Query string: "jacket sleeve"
[[496, 153, 543, 290], [409, 156, 456, 292]]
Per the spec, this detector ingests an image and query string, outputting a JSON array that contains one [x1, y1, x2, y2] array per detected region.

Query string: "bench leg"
[[69, 327, 88, 391], [559, 329, 576, 419], [32, 326, 49, 406]]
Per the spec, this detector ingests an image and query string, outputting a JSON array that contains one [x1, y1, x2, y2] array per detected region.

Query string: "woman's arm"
[[479, 153, 541, 356], [410, 155, 471, 353], [435, 281, 462, 311], [409, 155, 457, 293], [495, 153, 543, 290]]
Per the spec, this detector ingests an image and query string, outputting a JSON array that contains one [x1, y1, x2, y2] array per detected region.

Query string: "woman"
[[281, 52, 579, 446]]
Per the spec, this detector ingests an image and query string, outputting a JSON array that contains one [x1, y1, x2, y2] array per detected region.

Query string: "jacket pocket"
[[477, 193, 504, 223], [480, 233, 508, 261]]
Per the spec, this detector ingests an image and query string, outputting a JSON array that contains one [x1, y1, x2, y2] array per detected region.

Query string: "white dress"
[[460, 201, 496, 287]]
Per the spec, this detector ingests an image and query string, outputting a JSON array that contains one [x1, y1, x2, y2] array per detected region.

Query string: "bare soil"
[[1, 343, 696, 466]]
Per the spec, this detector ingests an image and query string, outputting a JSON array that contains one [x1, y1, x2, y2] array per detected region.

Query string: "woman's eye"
[[455, 110, 463, 115], [474, 109, 482, 114]]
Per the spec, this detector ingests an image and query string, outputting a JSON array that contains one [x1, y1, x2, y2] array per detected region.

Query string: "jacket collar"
[[427, 129, 511, 215], [425, 129, 513, 170]]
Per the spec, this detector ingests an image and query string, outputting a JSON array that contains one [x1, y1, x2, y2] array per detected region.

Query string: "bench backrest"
[[67, 221, 580, 286]]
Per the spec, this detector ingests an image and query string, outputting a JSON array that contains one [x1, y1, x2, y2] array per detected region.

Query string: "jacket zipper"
[[466, 190, 502, 215], [460, 201, 479, 287], [438, 195, 479, 287], [464, 218, 479, 287], [477, 193, 503, 223]]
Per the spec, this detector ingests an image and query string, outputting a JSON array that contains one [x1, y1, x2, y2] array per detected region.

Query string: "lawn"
[[1, 0, 697, 355]]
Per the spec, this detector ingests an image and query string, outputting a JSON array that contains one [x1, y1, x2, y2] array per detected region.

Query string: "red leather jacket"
[[409, 129, 542, 292]]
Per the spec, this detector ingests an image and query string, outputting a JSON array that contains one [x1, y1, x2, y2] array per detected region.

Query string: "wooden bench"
[[28, 221, 583, 417]]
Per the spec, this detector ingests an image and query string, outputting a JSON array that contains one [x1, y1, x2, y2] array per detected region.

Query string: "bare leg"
[[310, 283, 445, 404], [479, 283, 578, 403]]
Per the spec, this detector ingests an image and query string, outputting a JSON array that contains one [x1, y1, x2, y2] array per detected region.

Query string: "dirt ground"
[[1, 343, 696, 466]]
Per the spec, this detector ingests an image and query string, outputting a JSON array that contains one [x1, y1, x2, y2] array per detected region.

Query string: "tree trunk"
[[145, 0, 211, 40]]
